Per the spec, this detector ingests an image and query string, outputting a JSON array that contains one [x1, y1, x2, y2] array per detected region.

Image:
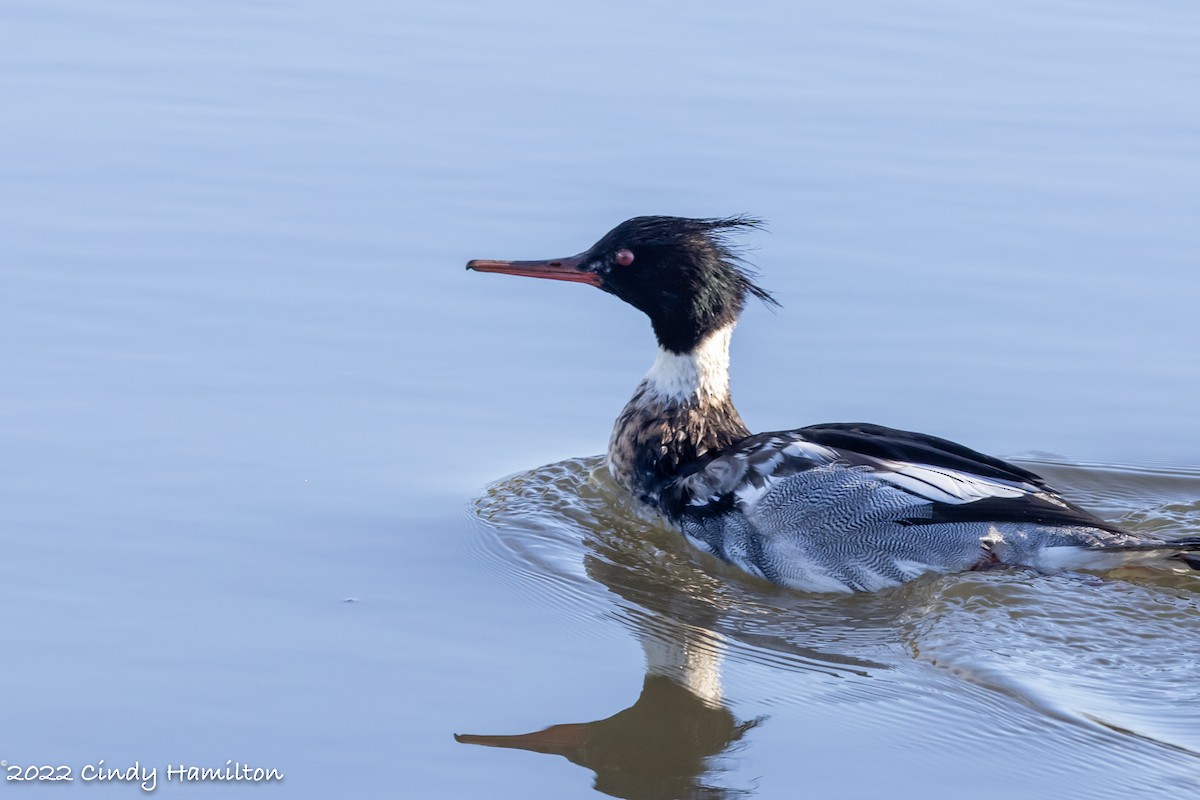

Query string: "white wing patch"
[[780, 440, 840, 463], [868, 459, 1035, 505]]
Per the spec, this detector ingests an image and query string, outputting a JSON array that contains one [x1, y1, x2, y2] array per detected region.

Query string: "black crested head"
[[466, 215, 777, 354], [582, 216, 777, 353]]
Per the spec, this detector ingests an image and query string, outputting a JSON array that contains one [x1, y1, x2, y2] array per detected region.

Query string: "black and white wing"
[[660, 422, 1132, 591]]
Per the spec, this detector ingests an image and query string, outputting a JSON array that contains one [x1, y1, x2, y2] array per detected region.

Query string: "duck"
[[467, 215, 1200, 592]]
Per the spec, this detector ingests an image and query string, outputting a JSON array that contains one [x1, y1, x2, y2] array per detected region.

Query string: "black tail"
[[1171, 537, 1200, 570]]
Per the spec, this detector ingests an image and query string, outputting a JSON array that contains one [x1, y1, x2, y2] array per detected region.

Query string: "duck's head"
[[467, 216, 777, 354]]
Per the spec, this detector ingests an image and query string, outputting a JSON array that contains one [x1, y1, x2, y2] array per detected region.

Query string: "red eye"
[[615, 249, 635, 266]]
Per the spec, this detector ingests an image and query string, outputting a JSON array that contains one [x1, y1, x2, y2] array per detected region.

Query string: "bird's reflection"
[[456, 637, 761, 800], [459, 459, 892, 798]]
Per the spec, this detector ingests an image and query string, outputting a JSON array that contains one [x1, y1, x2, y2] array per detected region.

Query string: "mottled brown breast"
[[607, 383, 751, 504]]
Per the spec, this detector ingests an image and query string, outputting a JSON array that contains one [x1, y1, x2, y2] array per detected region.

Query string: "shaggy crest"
[[584, 215, 778, 353]]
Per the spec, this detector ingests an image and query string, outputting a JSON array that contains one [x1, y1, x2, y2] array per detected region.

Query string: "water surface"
[[1, 0, 1198, 797], [464, 456, 1200, 798]]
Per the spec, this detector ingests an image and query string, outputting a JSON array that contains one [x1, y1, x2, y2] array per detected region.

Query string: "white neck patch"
[[643, 324, 734, 403]]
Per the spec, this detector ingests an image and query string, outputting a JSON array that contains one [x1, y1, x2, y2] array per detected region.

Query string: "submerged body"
[[469, 216, 1199, 592]]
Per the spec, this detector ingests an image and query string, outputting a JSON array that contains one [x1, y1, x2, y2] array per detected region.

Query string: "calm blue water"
[[1, 1, 1198, 797]]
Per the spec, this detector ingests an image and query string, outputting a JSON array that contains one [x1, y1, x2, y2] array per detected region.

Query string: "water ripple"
[[469, 455, 1200, 760]]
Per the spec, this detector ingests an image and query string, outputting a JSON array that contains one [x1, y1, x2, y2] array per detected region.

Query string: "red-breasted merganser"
[[467, 216, 1200, 592]]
